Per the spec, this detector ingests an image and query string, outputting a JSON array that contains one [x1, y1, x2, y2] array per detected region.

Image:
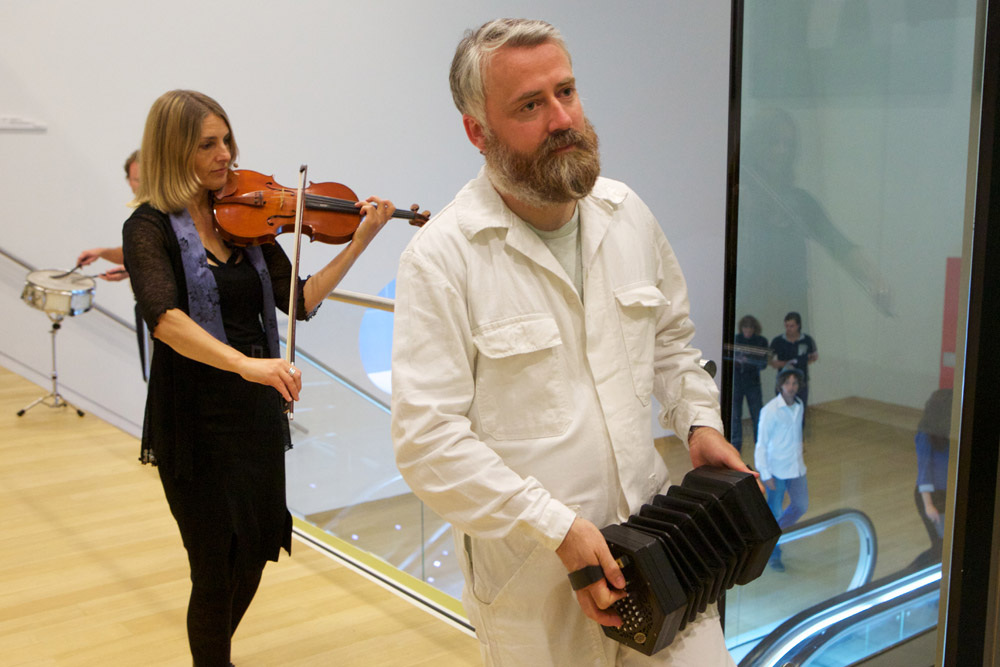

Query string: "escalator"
[[733, 507, 941, 666], [740, 565, 940, 666]]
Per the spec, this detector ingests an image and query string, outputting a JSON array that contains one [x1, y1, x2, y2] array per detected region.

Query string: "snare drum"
[[21, 269, 96, 316]]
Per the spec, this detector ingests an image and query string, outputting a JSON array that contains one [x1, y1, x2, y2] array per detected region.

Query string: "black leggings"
[[159, 463, 271, 667], [186, 531, 267, 666]]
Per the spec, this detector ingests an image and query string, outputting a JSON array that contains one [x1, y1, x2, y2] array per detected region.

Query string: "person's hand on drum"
[[76, 246, 125, 268], [99, 266, 129, 282], [77, 249, 102, 267]]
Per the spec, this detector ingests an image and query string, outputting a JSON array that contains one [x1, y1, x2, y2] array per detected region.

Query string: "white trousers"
[[460, 528, 736, 667]]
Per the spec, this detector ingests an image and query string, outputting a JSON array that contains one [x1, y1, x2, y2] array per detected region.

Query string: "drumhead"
[[26, 269, 96, 293]]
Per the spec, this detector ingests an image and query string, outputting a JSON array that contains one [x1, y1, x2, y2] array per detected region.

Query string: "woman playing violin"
[[122, 89, 394, 666]]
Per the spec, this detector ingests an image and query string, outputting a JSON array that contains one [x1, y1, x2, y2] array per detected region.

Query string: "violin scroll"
[[408, 203, 431, 227]]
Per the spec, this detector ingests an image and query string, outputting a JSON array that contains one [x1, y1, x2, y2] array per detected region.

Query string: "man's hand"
[[555, 517, 626, 627], [689, 427, 747, 472], [688, 427, 764, 493]]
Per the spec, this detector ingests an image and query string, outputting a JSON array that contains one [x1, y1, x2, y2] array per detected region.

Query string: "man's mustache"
[[541, 128, 589, 155]]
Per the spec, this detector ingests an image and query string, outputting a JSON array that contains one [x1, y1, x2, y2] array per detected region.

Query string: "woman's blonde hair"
[[134, 90, 238, 213]]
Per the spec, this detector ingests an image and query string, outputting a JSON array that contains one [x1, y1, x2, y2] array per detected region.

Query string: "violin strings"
[[303, 193, 416, 219], [256, 189, 415, 219]]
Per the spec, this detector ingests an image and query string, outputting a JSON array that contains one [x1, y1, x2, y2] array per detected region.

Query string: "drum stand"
[[17, 314, 85, 418]]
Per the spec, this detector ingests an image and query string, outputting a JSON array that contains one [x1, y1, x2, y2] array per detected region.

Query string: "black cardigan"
[[122, 203, 309, 479]]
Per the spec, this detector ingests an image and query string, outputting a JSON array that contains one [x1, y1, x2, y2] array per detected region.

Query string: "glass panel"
[[728, 1, 980, 663], [282, 303, 465, 602]]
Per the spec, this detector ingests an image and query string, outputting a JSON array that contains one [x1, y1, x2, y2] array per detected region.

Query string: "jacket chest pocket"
[[472, 314, 571, 440], [614, 283, 669, 405]]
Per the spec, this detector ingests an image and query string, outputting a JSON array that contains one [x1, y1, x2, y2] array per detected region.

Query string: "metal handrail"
[[787, 574, 940, 666], [3, 246, 398, 341], [327, 288, 393, 312], [739, 565, 941, 667], [727, 509, 879, 658], [778, 508, 878, 591], [325, 290, 723, 382]]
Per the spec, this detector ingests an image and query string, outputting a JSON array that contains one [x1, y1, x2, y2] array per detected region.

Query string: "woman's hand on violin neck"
[[301, 196, 394, 312], [353, 197, 395, 250], [236, 357, 302, 403]]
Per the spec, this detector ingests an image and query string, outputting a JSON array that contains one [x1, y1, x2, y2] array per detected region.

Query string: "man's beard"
[[483, 118, 601, 209]]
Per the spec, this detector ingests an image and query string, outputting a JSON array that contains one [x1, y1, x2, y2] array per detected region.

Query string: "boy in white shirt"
[[755, 366, 808, 571]]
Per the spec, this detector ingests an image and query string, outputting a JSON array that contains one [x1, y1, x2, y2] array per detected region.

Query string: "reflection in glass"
[[910, 388, 952, 570], [728, 1, 977, 663]]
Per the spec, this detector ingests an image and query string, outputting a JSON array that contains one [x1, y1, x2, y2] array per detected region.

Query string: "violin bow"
[[284, 165, 308, 419]]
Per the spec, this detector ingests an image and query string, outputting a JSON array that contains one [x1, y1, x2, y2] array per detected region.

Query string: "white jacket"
[[391, 169, 728, 666], [755, 394, 806, 481]]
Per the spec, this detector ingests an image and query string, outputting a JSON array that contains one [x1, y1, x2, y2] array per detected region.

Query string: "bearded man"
[[391, 18, 746, 667]]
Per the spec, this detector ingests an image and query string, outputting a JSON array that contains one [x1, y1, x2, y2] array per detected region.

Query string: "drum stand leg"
[[17, 315, 85, 418]]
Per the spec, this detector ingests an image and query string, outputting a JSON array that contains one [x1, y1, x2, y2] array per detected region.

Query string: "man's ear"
[[463, 114, 488, 152]]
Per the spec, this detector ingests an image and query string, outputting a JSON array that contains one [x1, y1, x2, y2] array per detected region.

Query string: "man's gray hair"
[[449, 18, 570, 125]]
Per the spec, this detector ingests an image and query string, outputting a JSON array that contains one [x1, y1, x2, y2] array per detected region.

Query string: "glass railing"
[[283, 292, 470, 628]]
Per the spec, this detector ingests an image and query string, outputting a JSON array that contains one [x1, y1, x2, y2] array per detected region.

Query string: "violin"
[[213, 169, 429, 246], [212, 167, 429, 420]]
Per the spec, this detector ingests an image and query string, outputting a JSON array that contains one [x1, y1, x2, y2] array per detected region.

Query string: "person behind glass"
[[755, 365, 808, 572], [768, 311, 817, 419], [77, 149, 141, 282], [734, 107, 892, 339], [911, 388, 952, 569], [731, 314, 768, 453], [391, 18, 746, 666], [122, 89, 393, 666]]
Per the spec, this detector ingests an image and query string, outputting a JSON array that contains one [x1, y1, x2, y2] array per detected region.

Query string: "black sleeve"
[[122, 206, 182, 331]]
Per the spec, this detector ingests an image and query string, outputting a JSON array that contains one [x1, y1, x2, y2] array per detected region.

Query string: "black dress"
[[123, 204, 309, 564]]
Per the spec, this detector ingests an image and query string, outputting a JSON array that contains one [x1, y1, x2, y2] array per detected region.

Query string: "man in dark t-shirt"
[[769, 311, 817, 417], [732, 314, 769, 452]]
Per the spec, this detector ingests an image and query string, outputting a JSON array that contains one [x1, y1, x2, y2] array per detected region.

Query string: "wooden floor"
[[0, 365, 480, 666]]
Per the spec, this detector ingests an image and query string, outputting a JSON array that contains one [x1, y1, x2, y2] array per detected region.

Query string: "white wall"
[[0, 1, 732, 435]]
